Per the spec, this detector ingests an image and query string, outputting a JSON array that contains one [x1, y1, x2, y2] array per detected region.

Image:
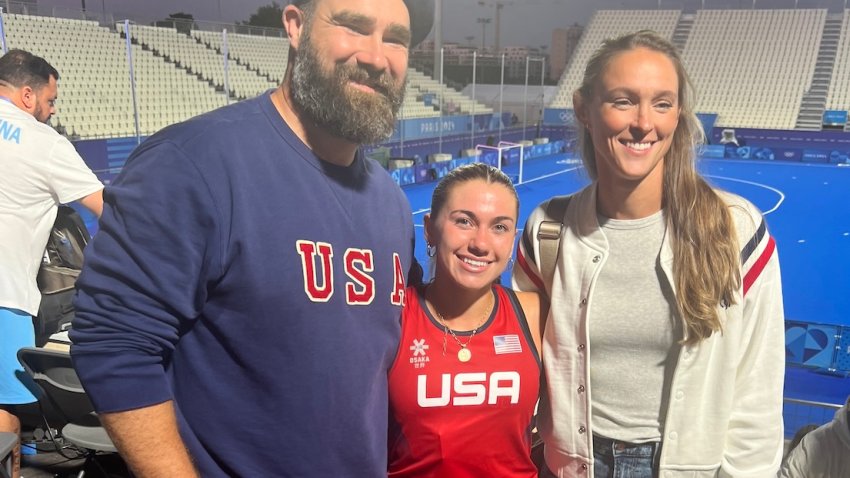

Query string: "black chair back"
[[16, 347, 96, 425]]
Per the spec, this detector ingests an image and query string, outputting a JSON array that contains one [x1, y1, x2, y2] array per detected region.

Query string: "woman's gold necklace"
[[430, 292, 493, 363]]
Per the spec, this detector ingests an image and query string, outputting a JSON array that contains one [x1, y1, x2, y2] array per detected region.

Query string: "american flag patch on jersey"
[[493, 335, 522, 354]]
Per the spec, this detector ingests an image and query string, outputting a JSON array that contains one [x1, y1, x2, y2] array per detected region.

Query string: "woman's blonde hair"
[[575, 30, 739, 344]]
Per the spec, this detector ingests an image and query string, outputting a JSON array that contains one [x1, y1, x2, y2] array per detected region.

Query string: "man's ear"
[[19, 85, 36, 111], [283, 4, 307, 51]]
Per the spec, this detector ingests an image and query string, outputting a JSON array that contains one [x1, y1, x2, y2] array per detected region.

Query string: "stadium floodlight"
[[470, 50, 476, 150], [477, 1, 513, 53], [524, 57, 545, 141], [476, 17, 491, 51]]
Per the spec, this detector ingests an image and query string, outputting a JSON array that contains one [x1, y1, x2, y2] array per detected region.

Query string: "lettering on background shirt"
[[297, 240, 334, 302], [0, 118, 22, 144], [296, 241, 406, 305], [344, 248, 375, 304]]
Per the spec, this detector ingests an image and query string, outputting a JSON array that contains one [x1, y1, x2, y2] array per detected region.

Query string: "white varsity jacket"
[[512, 184, 785, 478]]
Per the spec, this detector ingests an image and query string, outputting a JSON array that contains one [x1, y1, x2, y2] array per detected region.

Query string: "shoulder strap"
[[536, 195, 571, 293]]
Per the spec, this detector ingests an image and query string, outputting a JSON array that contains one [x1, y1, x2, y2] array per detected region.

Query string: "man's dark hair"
[[0, 49, 60, 90]]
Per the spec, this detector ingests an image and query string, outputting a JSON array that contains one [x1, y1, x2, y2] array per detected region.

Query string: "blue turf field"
[[403, 154, 850, 417]]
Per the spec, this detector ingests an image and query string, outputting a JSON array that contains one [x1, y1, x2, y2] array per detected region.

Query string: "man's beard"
[[290, 33, 406, 145], [34, 104, 50, 124]]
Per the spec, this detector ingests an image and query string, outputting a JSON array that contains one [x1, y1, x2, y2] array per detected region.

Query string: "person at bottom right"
[[512, 30, 786, 477], [780, 395, 850, 478]]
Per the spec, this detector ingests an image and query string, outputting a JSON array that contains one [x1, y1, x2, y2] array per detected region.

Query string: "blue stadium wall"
[[74, 112, 572, 189]]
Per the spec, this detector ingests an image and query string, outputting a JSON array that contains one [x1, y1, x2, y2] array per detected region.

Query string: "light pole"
[[477, 1, 511, 53], [523, 57, 545, 141], [433, 0, 442, 81], [476, 17, 491, 51]]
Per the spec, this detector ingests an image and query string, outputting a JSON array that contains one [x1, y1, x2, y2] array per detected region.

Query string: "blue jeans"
[[592, 435, 661, 478]]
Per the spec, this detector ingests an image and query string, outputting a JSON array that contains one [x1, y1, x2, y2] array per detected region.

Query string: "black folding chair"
[[0, 432, 15, 478], [16, 347, 116, 477]]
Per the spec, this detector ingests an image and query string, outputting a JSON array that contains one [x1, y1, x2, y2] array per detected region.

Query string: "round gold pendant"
[[457, 347, 472, 362]]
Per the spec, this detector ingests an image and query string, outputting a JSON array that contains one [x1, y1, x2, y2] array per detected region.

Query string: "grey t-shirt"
[[589, 209, 682, 443]]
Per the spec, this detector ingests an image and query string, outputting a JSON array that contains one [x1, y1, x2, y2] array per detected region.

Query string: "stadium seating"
[[193, 30, 288, 84], [826, 10, 850, 115], [122, 24, 278, 100], [549, 8, 829, 130], [0, 12, 489, 136], [682, 9, 825, 129], [548, 10, 681, 110], [406, 68, 493, 116], [2, 14, 229, 137], [8, 7, 850, 137]]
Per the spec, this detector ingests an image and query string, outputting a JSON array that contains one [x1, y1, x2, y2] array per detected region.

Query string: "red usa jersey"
[[388, 284, 541, 478]]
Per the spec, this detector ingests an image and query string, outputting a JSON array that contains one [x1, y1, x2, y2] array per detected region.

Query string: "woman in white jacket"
[[512, 30, 785, 477]]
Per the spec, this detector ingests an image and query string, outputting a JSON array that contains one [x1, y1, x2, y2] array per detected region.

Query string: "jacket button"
[[592, 255, 600, 263], [578, 344, 585, 352], [580, 298, 587, 306], [668, 431, 678, 441], [581, 463, 588, 470], [578, 426, 586, 434], [578, 385, 585, 393]]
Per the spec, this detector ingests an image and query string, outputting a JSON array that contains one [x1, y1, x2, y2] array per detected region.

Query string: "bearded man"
[[69, 1, 433, 476]]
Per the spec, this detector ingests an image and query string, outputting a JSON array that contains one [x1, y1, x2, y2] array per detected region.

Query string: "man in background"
[[70, 0, 432, 476], [780, 396, 850, 478], [0, 49, 103, 478]]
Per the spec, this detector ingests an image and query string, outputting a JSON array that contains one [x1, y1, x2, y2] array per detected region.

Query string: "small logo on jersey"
[[493, 335, 522, 354], [409, 338, 430, 369]]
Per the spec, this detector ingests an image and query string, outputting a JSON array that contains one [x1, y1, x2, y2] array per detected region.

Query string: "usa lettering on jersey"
[[296, 241, 405, 305], [417, 372, 521, 407]]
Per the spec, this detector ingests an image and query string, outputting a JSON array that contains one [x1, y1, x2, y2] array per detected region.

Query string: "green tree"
[[243, 2, 284, 29]]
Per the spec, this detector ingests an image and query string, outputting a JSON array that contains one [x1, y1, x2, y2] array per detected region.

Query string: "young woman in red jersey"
[[388, 163, 546, 477]]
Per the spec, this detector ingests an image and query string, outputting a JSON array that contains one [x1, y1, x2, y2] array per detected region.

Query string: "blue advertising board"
[[698, 144, 726, 159], [542, 108, 576, 127], [391, 113, 507, 143], [823, 110, 848, 126], [480, 150, 498, 166], [785, 321, 838, 369], [836, 331, 850, 372], [719, 144, 850, 164], [802, 149, 830, 164], [391, 166, 416, 186], [696, 113, 718, 135], [504, 147, 522, 165], [432, 161, 451, 179]]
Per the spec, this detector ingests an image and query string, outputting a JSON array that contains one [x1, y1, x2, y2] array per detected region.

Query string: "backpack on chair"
[[33, 205, 91, 346]]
